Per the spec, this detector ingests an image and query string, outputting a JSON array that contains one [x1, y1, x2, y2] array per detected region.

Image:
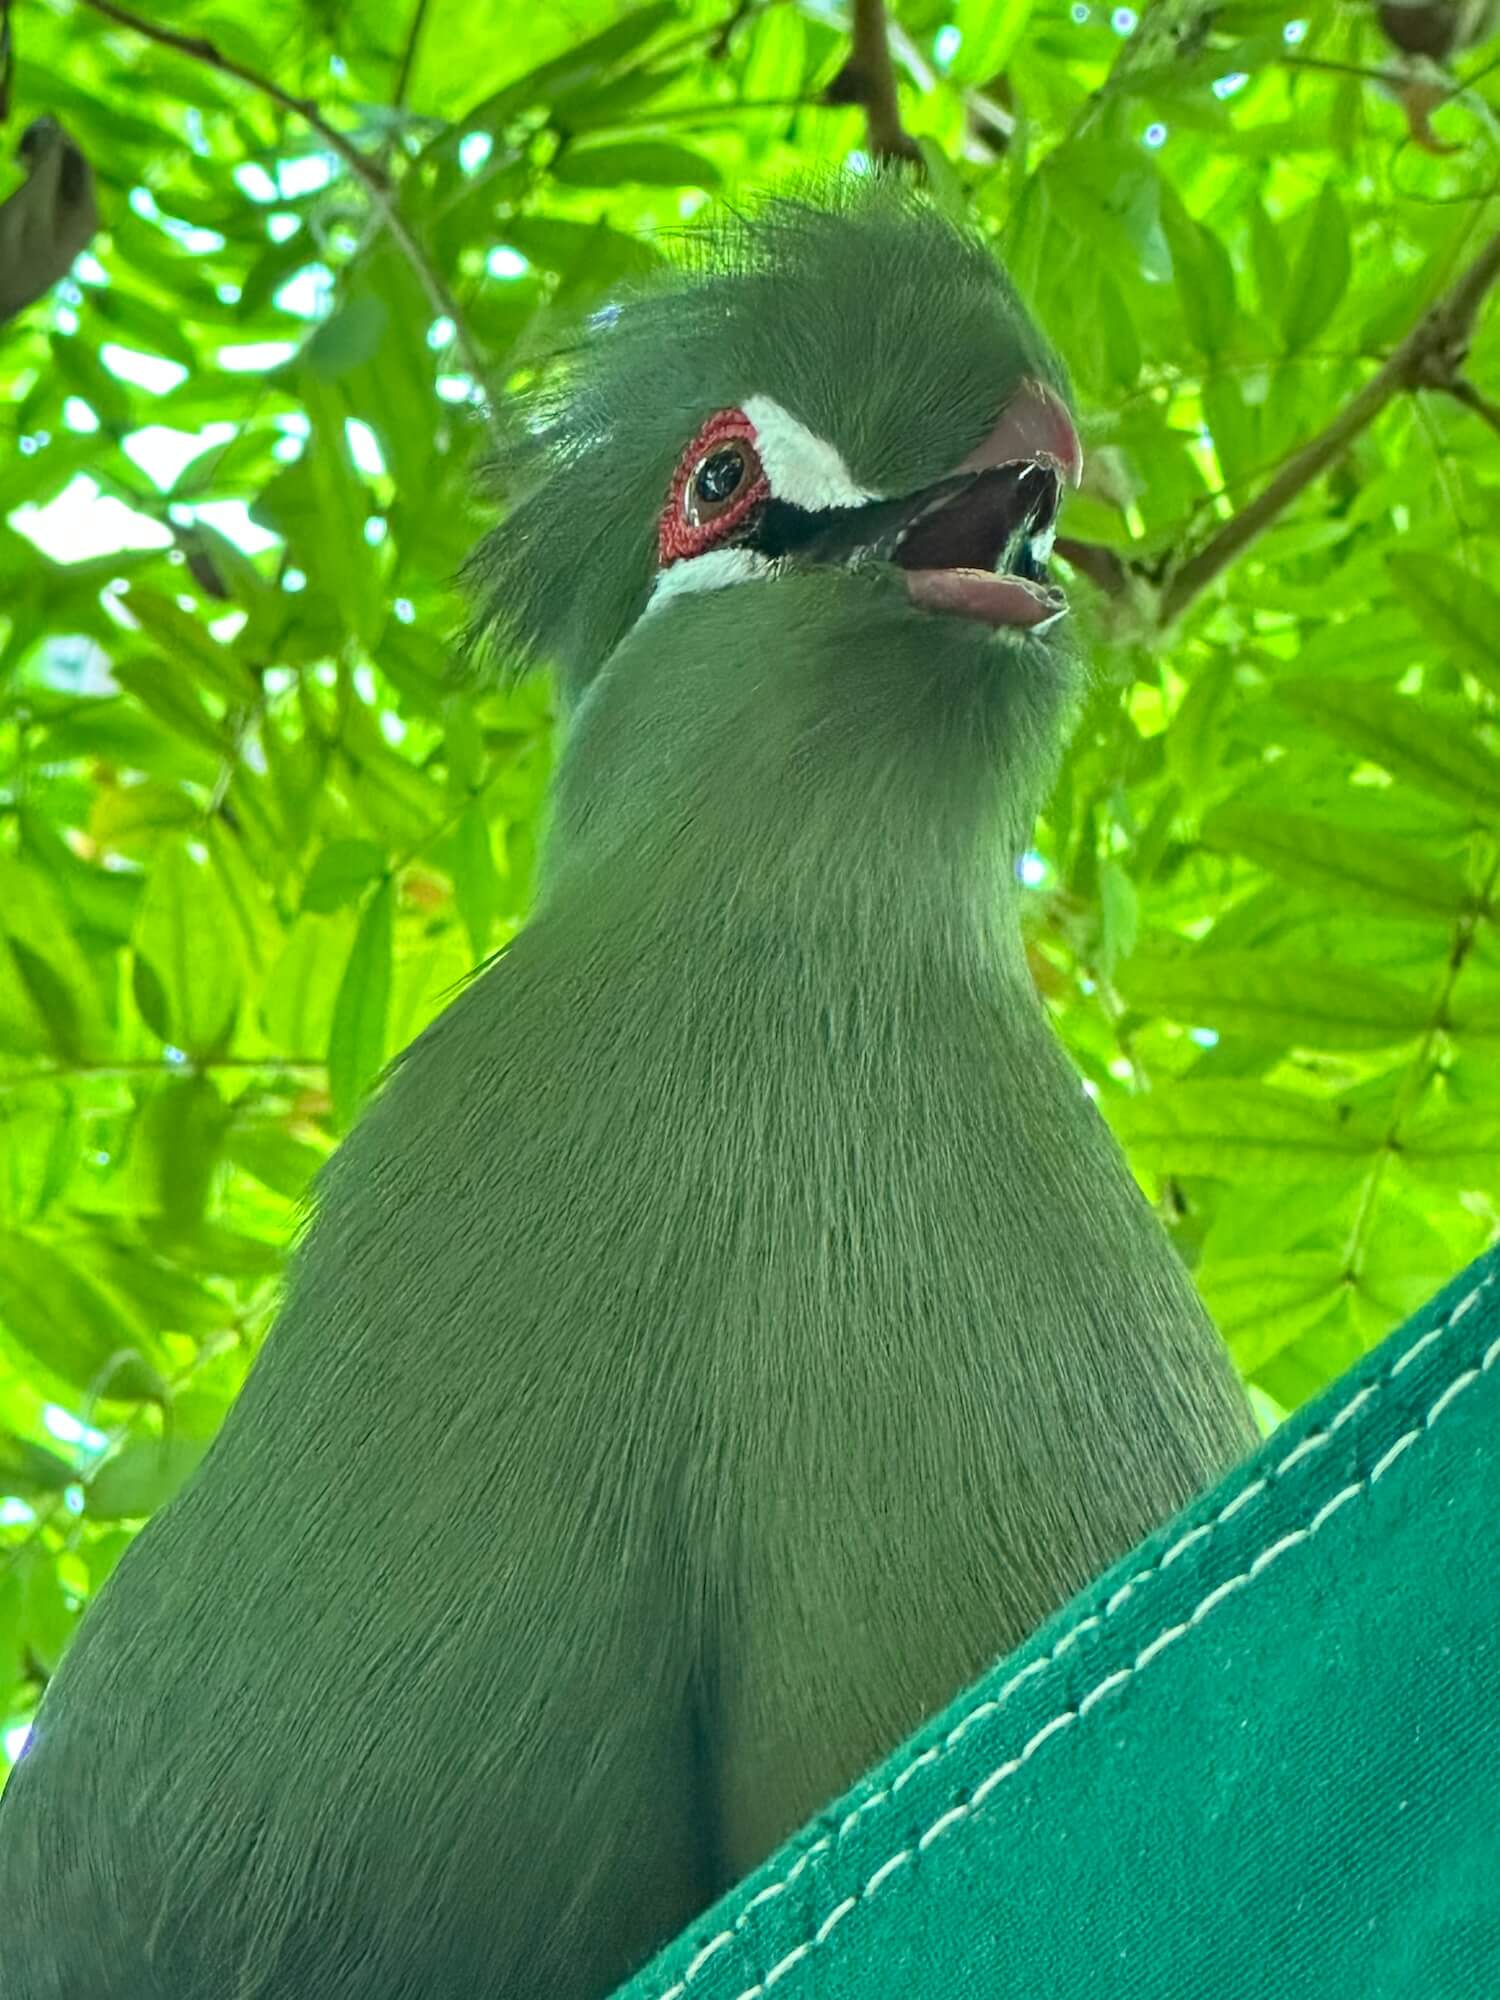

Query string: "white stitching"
[[649, 1268, 1496, 2000], [696, 1312, 1500, 2000]]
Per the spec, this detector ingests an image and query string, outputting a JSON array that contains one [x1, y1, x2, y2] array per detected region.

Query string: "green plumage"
[[0, 178, 1255, 1999]]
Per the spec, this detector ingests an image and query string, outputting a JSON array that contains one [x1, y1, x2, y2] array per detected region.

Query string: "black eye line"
[[740, 496, 863, 560]]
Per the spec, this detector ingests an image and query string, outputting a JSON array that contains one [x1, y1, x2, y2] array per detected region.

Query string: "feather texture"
[[0, 175, 1256, 2000]]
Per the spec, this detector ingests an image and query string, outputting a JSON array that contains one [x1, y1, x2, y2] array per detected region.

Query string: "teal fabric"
[[615, 1248, 1500, 1999]]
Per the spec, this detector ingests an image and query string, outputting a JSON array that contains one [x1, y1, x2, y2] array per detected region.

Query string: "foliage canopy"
[[2, 0, 1499, 1764]]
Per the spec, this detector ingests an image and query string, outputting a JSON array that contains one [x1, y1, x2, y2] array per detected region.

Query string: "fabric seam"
[[650, 1266, 1497, 2000]]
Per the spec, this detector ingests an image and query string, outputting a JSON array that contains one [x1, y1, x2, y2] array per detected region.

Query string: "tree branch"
[[1157, 220, 1500, 626], [1055, 536, 1129, 596], [391, 0, 431, 111], [826, 0, 921, 164], [73, 0, 496, 418], [0, 117, 98, 324], [1446, 376, 1500, 440]]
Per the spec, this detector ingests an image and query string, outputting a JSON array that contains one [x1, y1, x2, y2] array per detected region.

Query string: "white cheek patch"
[[643, 544, 773, 620], [741, 393, 876, 512], [639, 397, 870, 633]]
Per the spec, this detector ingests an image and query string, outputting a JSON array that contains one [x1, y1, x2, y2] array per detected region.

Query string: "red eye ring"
[[658, 407, 769, 567]]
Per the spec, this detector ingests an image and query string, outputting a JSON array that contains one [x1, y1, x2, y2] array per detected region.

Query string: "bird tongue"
[[892, 461, 1068, 632], [893, 461, 1059, 572]]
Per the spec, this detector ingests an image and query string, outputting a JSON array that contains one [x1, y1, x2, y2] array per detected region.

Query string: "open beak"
[[758, 380, 1083, 634]]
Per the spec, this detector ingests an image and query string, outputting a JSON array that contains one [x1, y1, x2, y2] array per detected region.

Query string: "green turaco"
[[0, 177, 1256, 1999]]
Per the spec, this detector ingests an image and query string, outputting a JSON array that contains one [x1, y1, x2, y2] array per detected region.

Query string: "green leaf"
[[1387, 554, 1500, 700], [915, 138, 969, 225], [236, 232, 317, 318], [551, 141, 723, 189], [442, 702, 487, 794], [143, 1219, 282, 1278], [133, 1075, 231, 1234], [439, 3, 679, 148], [1279, 185, 1351, 350], [554, 64, 694, 130], [80, 1238, 226, 1339], [0, 1233, 163, 1402], [133, 842, 242, 1057], [224, 1115, 328, 1200], [448, 802, 499, 959], [0, 861, 107, 1057], [1398, 1110, 1500, 1189], [328, 879, 394, 1131], [297, 373, 381, 646], [1119, 952, 1432, 1050], [1110, 1083, 1376, 1181], [1278, 679, 1500, 816], [950, 0, 1035, 80], [302, 839, 390, 915], [1167, 659, 1233, 796], [1200, 805, 1472, 922], [1199, 1252, 1348, 1374], [498, 213, 663, 285], [111, 658, 226, 753], [261, 911, 356, 1054], [1447, 986, 1500, 1042], [1282, 610, 1424, 683], [1249, 202, 1285, 320], [86, 1438, 211, 1521], [1201, 375, 1259, 489], [7, 940, 83, 1062], [20, 1551, 78, 1674], [34, 1088, 83, 1219], [50, 333, 133, 426], [739, 4, 808, 115], [89, 284, 199, 367], [202, 820, 282, 976], [18, 809, 140, 944], [1162, 199, 1235, 359], [120, 587, 259, 703], [0, 1431, 77, 1496], [1097, 858, 1137, 978], [304, 296, 390, 379], [1099, 269, 1141, 392]]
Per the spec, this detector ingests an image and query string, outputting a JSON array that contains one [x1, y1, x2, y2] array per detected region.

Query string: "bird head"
[[467, 176, 1085, 919]]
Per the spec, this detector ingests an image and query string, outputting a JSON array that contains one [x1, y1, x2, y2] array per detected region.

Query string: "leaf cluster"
[[1, 0, 1499, 1758]]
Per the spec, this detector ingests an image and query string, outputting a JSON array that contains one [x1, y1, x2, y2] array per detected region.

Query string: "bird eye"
[[685, 440, 760, 526], [658, 409, 769, 568]]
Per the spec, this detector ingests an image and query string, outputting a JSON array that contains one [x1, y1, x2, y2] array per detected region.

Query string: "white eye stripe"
[[643, 545, 772, 619], [740, 394, 875, 513]]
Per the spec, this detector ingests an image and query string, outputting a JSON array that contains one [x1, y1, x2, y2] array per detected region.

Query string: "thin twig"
[[0, 1057, 326, 1098], [74, 0, 496, 417], [1158, 219, 1500, 625], [708, 0, 759, 62], [1342, 845, 1500, 1280], [391, 0, 431, 111], [1447, 377, 1500, 440], [1055, 536, 1129, 596], [838, 0, 921, 163], [1283, 53, 1406, 89], [609, 94, 816, 127]]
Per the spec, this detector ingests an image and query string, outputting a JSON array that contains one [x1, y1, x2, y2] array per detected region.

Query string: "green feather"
[[0, 174, 1256, 2000]]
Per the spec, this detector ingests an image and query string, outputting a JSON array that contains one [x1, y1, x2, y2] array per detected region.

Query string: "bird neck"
[[534, 828, 1040, 1046]]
